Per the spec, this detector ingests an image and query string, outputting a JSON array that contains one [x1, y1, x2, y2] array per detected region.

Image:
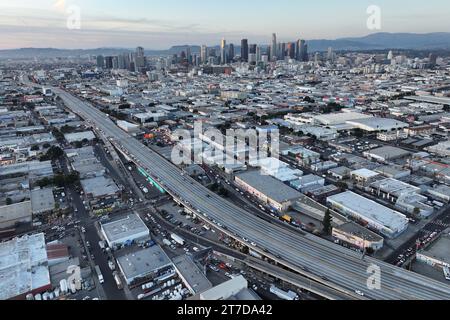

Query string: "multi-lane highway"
[[54, 87, 450, 300]]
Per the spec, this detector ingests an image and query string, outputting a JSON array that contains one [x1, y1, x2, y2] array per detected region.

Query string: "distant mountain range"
[[1, 32, 450, 59]]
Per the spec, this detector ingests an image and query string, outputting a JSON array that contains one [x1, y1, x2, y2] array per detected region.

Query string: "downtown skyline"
[[1, 0, 450, 50]]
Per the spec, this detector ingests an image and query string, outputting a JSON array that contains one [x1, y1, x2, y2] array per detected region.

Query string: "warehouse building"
[[0, 201, 32, 229], [116, 246, 173, 286], [368, 178, 433, 217], [0, 233, 51, 300], [199, 276, 252, 300], [363, 146, 411, 163], [290, 174, 325, 193], [375, 165, 411, 179], [327, 191, 409, 238], [101, 214, 149, 248], [347, 118, 409, 132], [332, 222, 384, 251], [117, 120, 140, 134], [172, 255, 212, 295], [64, 131, 96, 143], [235, 171, 303, 212], [80, 176, 120, 206], [428, 185, 450, 203], [30, 188, 55, 215], [416, 231, 450, 270], [328, 166, 352, 180]]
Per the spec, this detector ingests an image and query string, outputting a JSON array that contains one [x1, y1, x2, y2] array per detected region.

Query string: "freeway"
[[54, 87, 450, 300]]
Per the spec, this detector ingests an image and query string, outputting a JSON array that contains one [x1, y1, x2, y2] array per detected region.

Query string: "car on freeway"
[[355, 290, 365, 297]]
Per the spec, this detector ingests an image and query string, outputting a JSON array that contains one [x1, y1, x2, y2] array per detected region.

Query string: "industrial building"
[[198, 275, 259, 300], [66, 147, 106, 179], [369, 178, 433, 217], [375, 165, 411, 179], [0, 233, 51, 300], [116, 246, 173, 285], [346, 118, 409, 132], [328, 166, 352, 180], [0, 201, 32, 229], [101, 214, 149, 248], [332, 222, 384, 251], [117, 120, 140, 134], [64, 131, 96, 143], [172, 255, 212, 295], [290, 174, 325, 192], [416, 230, 450, 270], [327, 191, 409, 238], [30, 188, 55, 215], [428, 185, 450, 203], [250, 157, 303, 183], [80, 176, 120, 207], [235, 170, 303, 212], [363, 146, 411, 163]]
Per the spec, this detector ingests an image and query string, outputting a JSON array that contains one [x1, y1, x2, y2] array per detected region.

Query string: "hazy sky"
[[0, 0, 449, 49]]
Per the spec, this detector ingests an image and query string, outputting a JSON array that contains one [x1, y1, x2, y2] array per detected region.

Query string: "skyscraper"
[[201, 45, 208, 64], [105, 56, 114, 69], [271, 33, 277, 61], [256, 46, 261, 62], [186, 46, 192, 65], [135, 47, 146, 72], [280, 43, 286, 60], [287, 42, 296, 59], [228, 44, 235, 62], [298, 40, 308, 62], [241, 39, 249, 62], [221, 38, 227, 64], [327, 47, 335, 62], [96, 55, 105, 69]]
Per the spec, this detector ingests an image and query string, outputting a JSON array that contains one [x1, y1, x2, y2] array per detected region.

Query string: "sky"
[[0, 0, 449, 49]]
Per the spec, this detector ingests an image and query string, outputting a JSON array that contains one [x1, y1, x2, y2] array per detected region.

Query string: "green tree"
[[52, 128, 64, 142], [30, 145, 39, 151], [412, 207, 421, 219], [210, 183, 219, 192], [354, 128, 364, 138], [323, 209, 333, 235], [336, 181, 348, 191], [45, 146, 64, 160], [60, 125, 75, 134]]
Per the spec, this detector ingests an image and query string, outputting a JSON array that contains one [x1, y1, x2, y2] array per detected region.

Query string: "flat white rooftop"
[[0, 233, 50, 300], [101, 214, 149, 243], [327, 191, 408, 234]]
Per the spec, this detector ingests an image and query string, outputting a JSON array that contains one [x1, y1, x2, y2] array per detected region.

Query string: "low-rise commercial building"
[[116, 246, 173, 286], [332, 222, 384, 251], [101, 214, 149, 248]]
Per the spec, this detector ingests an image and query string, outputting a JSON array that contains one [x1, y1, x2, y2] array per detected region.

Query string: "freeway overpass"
[[53, 87, 450, 300]]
